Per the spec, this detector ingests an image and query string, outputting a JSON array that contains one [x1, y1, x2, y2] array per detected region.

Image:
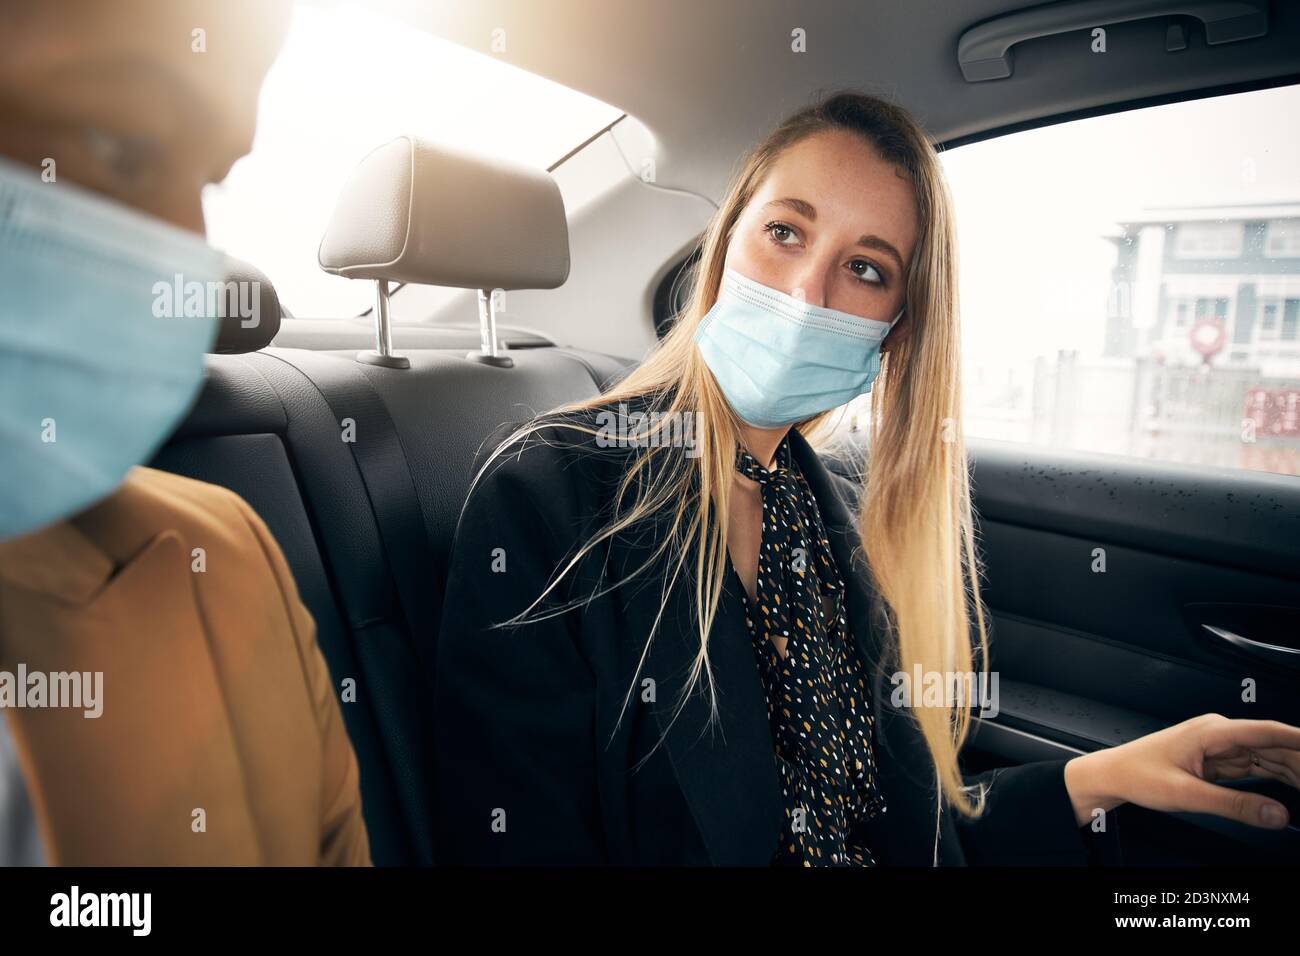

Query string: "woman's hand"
[[1063, 713, 1300, 830]]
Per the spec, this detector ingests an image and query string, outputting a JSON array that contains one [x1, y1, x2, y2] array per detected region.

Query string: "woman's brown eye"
[[766, 221, 797, 244], [851, 259, 884, 286]]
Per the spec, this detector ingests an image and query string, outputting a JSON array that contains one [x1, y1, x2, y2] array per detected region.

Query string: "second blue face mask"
[[694, 267, 905, 429], [0, 156, 224, 542]]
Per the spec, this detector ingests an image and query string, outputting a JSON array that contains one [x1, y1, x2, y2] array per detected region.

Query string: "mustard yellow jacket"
[[0, 466, 370, 865]]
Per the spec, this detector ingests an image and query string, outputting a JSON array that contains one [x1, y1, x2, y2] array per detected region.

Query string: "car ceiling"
[[395, 0, 1300, 202]]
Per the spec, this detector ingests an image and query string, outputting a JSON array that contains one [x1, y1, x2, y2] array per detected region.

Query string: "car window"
[[200, 1, 620, 321], [923, 82, 1299, 478]]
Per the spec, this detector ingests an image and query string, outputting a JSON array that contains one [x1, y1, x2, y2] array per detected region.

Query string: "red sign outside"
[[1244, 387, 1300, 438]]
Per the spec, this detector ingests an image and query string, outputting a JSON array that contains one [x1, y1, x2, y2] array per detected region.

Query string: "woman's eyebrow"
[[857, 234, 905, 271], [762, 196, 905, 271], [764, 196, 818, 220]]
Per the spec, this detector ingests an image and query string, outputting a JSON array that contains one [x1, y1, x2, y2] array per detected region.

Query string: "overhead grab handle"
[[957, 0, 1269, 82]]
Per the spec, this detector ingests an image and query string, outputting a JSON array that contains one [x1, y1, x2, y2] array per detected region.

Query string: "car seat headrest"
[[211, 257, 281, 354], [317, 135, 570, 290]]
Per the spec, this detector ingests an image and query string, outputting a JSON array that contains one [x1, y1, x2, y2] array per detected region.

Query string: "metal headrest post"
[[466, 287, 514, 368], [357, 278, 410, 369]]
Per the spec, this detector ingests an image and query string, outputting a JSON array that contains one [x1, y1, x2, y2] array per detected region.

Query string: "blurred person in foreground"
[[0, 0, 369, 865]]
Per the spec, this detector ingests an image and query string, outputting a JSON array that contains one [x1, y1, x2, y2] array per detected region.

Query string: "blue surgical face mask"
[[694, 266, 904, 429], [0, 155, 223, 541]]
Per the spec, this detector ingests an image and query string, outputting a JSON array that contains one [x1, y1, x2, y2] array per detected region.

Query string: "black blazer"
[[430, 405, 1122, 865]]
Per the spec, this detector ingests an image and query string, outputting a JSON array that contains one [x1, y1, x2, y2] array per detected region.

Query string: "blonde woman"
[[430, 90, 1300, 866]]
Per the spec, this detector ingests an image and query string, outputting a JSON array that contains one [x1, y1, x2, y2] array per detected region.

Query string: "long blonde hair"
[[464, 89, 991, 820]]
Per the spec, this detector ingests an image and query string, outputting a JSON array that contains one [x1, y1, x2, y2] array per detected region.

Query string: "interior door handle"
[[958, 0, 1269, 82], [1203, 624, 1300, 670]]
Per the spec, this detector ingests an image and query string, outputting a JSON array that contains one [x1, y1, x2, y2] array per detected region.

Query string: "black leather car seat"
[[149, 143, 635, 865]]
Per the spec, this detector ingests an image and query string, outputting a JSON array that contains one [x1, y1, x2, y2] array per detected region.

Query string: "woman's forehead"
[[763, 133, 907, 200], [752, 133, 918, 258]]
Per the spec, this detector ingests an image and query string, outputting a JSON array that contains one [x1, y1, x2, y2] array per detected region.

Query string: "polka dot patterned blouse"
[[731, 432, 889, 866]]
